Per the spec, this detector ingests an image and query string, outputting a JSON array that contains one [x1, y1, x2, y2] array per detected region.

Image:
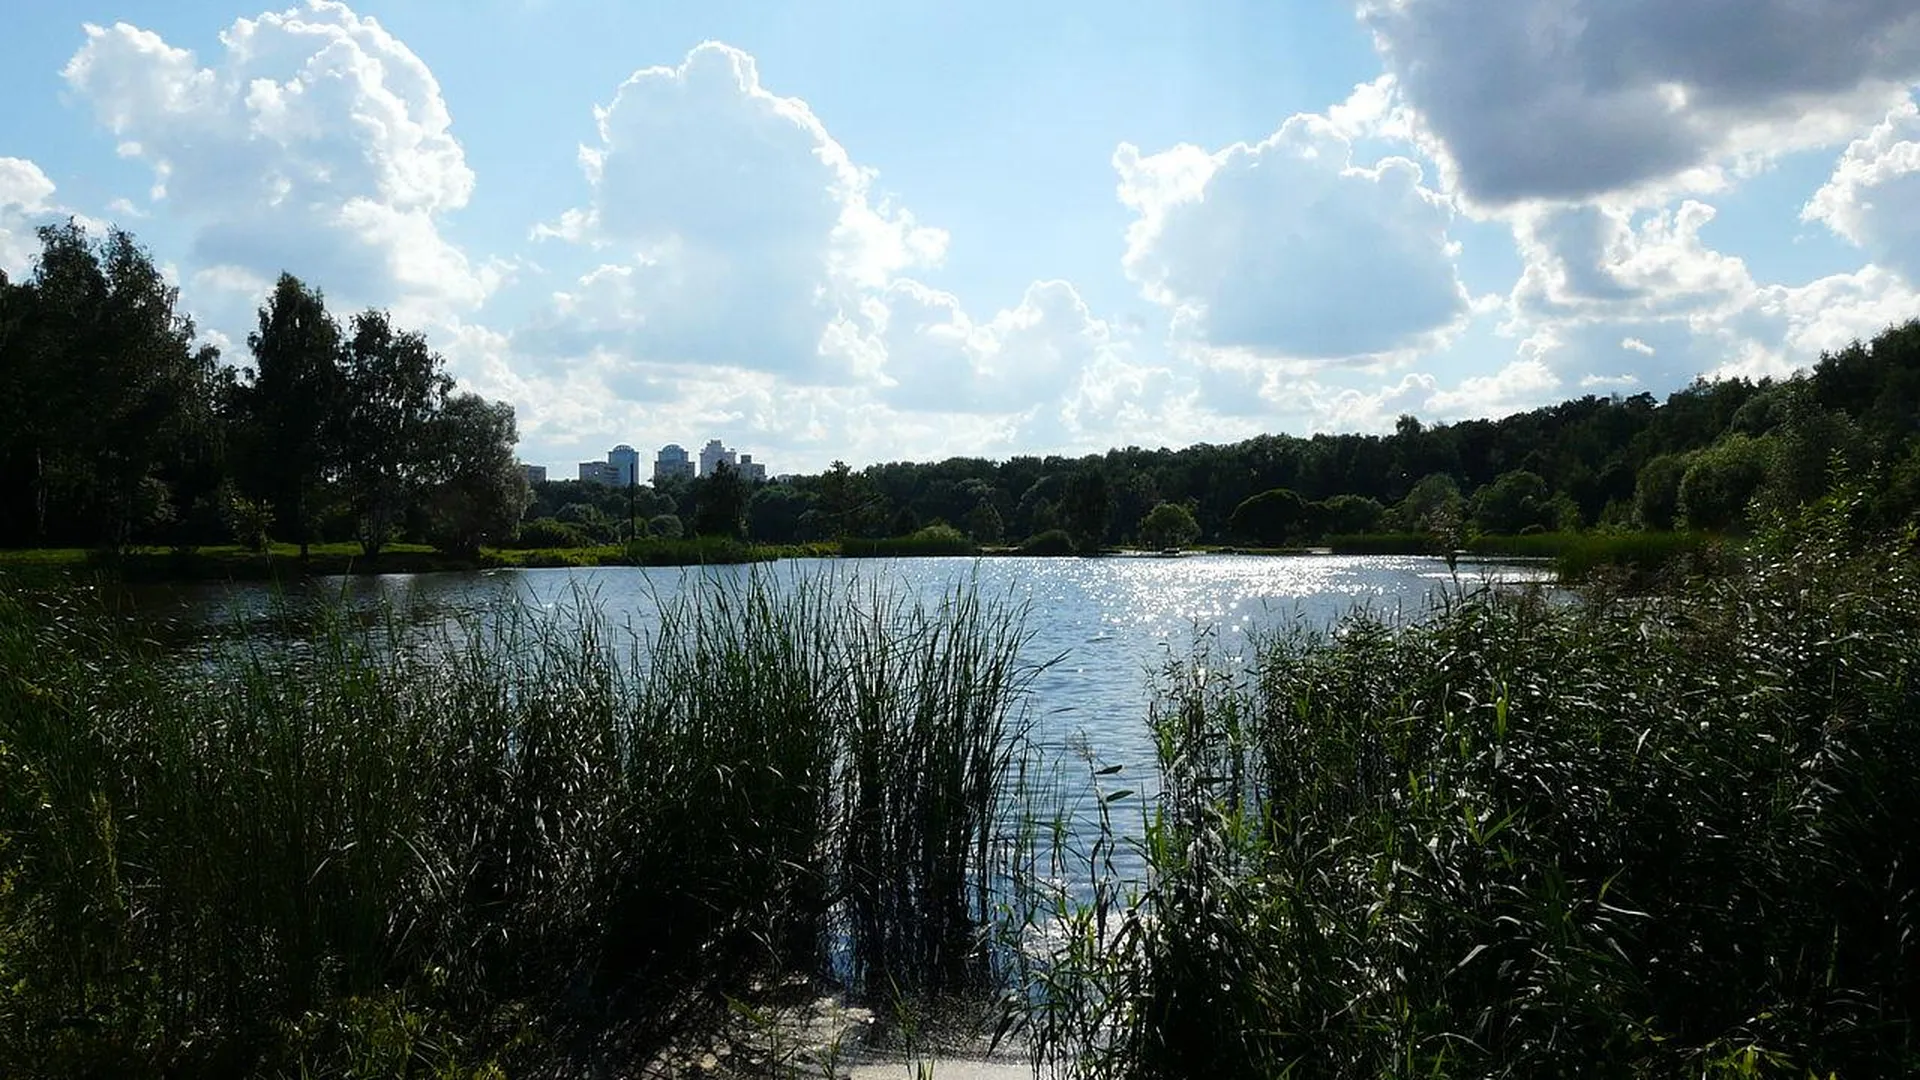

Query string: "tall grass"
[[0, 568, 1038, 1078], [1018, 530, 1920, 1078]]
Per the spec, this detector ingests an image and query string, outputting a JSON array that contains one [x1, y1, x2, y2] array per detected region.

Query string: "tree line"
[[522, 318, 1920, 552], [0, 222, 529, 557]]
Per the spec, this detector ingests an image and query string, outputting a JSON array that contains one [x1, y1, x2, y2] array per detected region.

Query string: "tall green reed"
[[1021, 533, 1920, 1079], [0, 565, 1039, 1078]]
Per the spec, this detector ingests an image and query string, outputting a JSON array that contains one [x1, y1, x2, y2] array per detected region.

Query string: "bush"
[[1016, 529, 1077, 556], [839, 523, 978, 558], [509, 516, 588, 549]]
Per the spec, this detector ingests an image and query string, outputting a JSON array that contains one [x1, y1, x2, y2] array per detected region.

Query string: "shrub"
[[1016, 529, 1077, 556]]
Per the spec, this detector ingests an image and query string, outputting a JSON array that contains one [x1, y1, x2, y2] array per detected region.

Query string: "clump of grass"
[[0, 567, 1038, 1078], [1465, 529, 1715, 582], [1323, 532, 1442, 555], [841, 525, 980, 559], [1020, 531, 1920, 1078]]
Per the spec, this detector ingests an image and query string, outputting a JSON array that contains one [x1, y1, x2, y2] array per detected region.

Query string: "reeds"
[[0, 567, 1037, 1077], [1017, 531, 1920, 1078]]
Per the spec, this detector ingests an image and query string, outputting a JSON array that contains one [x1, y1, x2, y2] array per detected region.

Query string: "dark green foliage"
[[1020, 528, 1920, 1079], [1061, 469, 1113, 553], [746, 483, 814, 542], [1469, 468, 1557, 534], [336, 309, 451, 557], [1633, 452, 1691, 529], [839, 524, 979, 558], [965, 499, 1005, 544], [691, 460, 748, 538], [510, 517, 590, 549], [242, 273, 345, 558], [1323, 532, 1442, 555], [1137, 502, 1200, 549], [1227, 487, 1307, 545], [1018, 529, 1077, 556], [1678, 434, 1769, 531], [421, 394, 530, 557], [1314, 493, 1385, 536]]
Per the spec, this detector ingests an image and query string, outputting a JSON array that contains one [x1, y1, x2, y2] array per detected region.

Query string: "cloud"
[[1115, 107, 1468, 360], [0, 158, 58, 276], [1360, 0, 1920, 205], [63, 2, 498, 321], [1511, 200, 1756, 321], [1620, 337, 1655, 355], [1804, 92, 1920, 282], [526, 41, 947, 382]]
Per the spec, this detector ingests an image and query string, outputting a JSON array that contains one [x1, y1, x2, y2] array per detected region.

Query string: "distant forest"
[[0, 222, 527, 556], [532, 320, 1920, 552], [6, 222, 1920, 558]]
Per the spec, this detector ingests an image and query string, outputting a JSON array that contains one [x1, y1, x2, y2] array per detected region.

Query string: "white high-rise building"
[[654, 444, 695, 483], [608, 444, 640, 487], [578, 460, 619, 485], [738, 454, 767, 483], [698, 438, 738, 478]]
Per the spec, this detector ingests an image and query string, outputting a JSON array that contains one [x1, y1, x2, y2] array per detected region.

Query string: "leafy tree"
[[747, 484, 812, 543], [1471, 470, 1557, 535], [1634, 453, 1691, 530], [1139, 501, 1200, 549], [1395, 473, 1464, 535], [241, 274, 344, 559], [964, 499, 1004, 545], [1061, 468, 1113, 553], [1678, 435, 1769, 531], [648, 513, 684, 539], [1316, 494, 1385, 536], [1229, 488, 1307, 546], [337, 309, 450, 557], [421, 393, 529, 556], [692, 460, 747, 538]]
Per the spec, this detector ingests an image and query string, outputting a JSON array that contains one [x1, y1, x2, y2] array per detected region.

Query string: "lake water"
[[116, 553, 1552, 884]]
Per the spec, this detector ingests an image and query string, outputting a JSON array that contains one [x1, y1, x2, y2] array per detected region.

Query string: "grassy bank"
[[0, 570, 1038, 1078], [1466, 529, 1715, 581], [1018, 527, 1920, 1078], [0, 537, 835, 581]]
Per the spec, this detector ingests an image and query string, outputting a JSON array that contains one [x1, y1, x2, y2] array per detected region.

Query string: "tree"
[[243, 274, 344, 559], [1229, 488, 1307, 546], [648, 513, 684, 539], [964, 499, 1004, 544], [421, 393, 529, 556], [1316, 494, 1385, 536], [692, 460, 747, 538], [1678, 436, 1768, 532], [1396, 473, 1465, 535], [1633, 453, 1691, 530], [1470, 470, 1557, 535], [747, 484, 813, 542], [1061, 468, 1113, 553], [1139, 502, 1200, 549], [336, 309, 450, 557]]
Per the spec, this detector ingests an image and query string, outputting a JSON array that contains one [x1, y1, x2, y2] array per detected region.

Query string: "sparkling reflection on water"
[[118, 553, 1554, 885]]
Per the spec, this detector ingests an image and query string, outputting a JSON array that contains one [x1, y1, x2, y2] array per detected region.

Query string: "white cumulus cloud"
[[1805, 92, 1920, 283], [0, 158, 59, 276], [62, 2, 498, 322], [1115, 108, 1469, 361], [526, 41, 947, 383]]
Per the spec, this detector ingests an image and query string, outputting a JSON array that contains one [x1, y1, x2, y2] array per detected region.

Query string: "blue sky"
[[3, 1, 1919, 475]]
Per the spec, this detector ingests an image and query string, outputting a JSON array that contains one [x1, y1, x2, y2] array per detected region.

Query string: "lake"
[[111, 553, 1552, 875]]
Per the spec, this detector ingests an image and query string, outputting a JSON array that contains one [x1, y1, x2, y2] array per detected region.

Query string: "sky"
[[3, 1, 1920, 476]]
